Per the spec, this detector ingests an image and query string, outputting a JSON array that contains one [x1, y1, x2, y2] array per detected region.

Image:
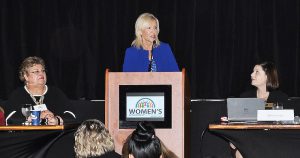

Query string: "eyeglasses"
[[29, 69, 46, 75]]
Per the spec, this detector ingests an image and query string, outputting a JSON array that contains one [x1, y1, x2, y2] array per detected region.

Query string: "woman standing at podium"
[[122, 13, 179, 72]]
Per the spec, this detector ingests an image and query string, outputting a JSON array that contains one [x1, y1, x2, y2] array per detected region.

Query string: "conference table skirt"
[[210, 129, 300, 158], [0, 129, 75, 158]]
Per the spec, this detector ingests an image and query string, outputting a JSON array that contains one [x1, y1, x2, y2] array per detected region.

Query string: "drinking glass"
[[21, 104, 32, 125], [294, 116, 300, 124], [272, 103, 283, 110]]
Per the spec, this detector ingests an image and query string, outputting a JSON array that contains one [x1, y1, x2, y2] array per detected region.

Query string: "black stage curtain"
[[1, 0, 300, 100]]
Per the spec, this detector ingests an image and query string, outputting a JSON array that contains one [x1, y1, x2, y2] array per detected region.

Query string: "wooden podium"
[[105, 69, 190, 158]]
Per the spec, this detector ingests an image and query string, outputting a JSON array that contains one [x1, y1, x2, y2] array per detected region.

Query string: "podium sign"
[[119, 85, 172, 128], [126, 92, 165, 121]]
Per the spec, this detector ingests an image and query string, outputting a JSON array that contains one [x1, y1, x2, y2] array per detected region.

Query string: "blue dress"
[[122, 42, 179, 72]]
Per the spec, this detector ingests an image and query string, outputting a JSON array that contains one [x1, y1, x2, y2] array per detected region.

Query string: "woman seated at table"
[[240, 61, 288, 104], [6, 56, 71, 125], [231, 61, 288, 158]]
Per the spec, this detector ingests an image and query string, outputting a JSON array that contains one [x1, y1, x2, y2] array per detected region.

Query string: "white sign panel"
[[126, 93, 165, 121], [257, 110, 294, 121]]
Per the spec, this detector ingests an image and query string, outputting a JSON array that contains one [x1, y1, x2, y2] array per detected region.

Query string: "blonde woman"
[[123, 13, 179, 72], [74, 119, 120, 158]]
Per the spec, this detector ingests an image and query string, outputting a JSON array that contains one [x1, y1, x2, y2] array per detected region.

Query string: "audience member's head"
[[122, 122, 178, 158], [74, 119, 115, 158], [125, 122, 161, 158]]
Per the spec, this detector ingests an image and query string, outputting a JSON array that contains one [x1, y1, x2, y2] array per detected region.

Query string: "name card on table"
[[33, 104, 48, 111], [257, 110, 294, 121]]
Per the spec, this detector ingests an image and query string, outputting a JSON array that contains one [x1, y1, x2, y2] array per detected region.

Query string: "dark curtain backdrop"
[[1, 0, 300, 100]]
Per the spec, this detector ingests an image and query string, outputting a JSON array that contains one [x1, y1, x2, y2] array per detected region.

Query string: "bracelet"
[[56, 116, 60, 125]]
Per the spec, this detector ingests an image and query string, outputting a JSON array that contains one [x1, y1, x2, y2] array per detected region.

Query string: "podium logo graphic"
[[128, 98, 163, 117], [136, 98, 155, 108]]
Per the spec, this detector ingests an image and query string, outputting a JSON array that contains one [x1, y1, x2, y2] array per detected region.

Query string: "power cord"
[[200, 126, 208, 158]]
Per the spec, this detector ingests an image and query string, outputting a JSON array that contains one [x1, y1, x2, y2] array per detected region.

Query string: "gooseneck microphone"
[[6, 110, 16, 125], [148, 40, 156, 72]]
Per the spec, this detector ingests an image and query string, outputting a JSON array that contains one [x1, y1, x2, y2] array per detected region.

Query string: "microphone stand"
[[148, 41, 156, 72], [148, 54, 153, 72]]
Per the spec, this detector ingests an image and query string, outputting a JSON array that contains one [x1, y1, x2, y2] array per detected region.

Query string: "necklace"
[[24, 85, 48, 105]]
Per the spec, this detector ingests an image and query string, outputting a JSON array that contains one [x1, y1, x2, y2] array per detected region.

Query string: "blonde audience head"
[[74, 119, 115, 158]]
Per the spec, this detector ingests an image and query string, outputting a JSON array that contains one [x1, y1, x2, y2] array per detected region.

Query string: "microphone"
[[148, 40, 156, 72], [6, 110, 16, 125], [152, 40, 156, 47]]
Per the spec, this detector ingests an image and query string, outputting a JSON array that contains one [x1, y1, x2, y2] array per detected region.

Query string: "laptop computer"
[[227, 98, 265, 122]]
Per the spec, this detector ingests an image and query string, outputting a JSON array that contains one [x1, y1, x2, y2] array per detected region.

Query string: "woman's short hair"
[[74, 119, 115, 158], [258, 61, 279, 91], [126, 122, 162, 158], [19, 56, 46, 82], [132, 13, 161, 48]]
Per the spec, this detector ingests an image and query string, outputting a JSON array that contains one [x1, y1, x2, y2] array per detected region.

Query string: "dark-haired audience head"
[[251, 61, 279, 91], [74, 119, 115, 158], [126, 122, 162, 158]]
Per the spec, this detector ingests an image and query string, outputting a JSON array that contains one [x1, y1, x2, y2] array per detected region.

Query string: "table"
[[0, 124, 79, 158], [0, 124, 78, 131], [209, 123, 300, 158]]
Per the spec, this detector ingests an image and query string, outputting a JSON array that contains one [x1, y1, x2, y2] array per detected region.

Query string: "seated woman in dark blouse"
[[231, 61, 288, 158], [240, 61, 288, 104], [6, 56, 71, 125]]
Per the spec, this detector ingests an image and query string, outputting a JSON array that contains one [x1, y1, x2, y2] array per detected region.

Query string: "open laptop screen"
[[227, 98, 265, 122]]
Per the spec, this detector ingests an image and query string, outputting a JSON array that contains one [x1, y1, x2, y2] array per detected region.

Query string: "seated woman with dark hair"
[[240, 61, 288, 104], [122, 122, 178, 158], [231, 61, 288, 158], [74, 119, 120, 158]]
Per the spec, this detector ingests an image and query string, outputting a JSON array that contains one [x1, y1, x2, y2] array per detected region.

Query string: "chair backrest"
[[0, 106, 5, 125]]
